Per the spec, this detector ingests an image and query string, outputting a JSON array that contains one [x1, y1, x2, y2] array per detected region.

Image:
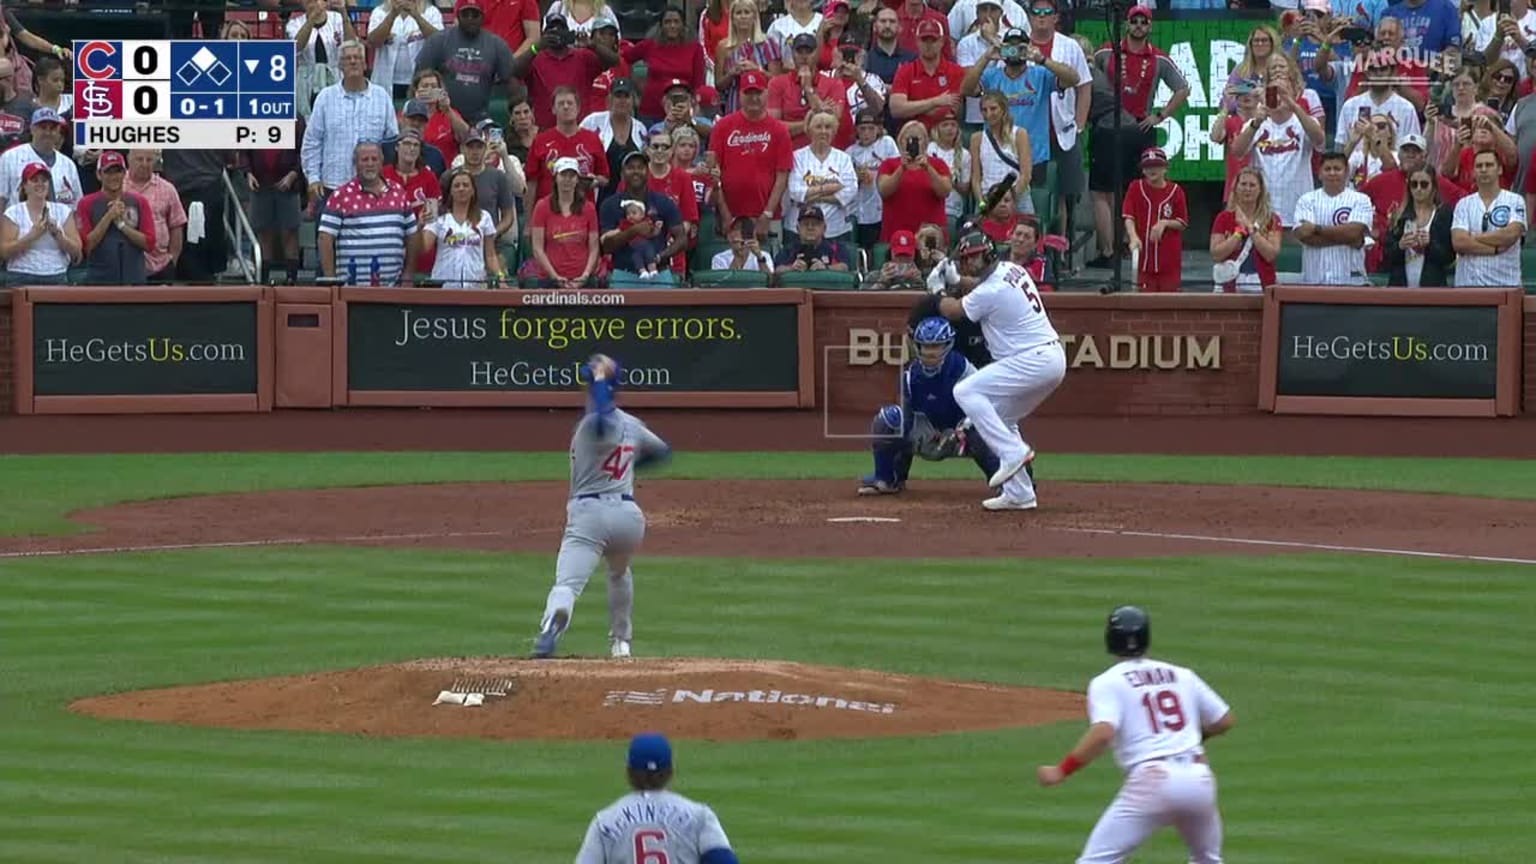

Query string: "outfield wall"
[[0, 287, 1528, 417]]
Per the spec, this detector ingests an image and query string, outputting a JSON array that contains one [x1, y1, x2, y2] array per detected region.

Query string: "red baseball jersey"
[[526, 127, 610, 204], [890, 58, 967, 131], [1122, 178, 1187, 278], [709, 110, 794, 219]]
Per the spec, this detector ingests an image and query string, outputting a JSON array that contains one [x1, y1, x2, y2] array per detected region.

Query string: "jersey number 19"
[[602, 445, 636, 481], [1140, 689, 1187, 733]]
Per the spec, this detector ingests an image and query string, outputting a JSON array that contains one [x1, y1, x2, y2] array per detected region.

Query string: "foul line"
[[1050, 526, 1536, 566], [0, 530, 512, 560]]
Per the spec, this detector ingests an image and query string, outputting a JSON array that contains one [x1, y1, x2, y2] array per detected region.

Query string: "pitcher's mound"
[[71, 658, 1084, 742]]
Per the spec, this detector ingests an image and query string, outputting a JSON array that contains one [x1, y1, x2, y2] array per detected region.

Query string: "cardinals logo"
[[1161, 202, 1172, 218], [1254, 125, 1300, 156]]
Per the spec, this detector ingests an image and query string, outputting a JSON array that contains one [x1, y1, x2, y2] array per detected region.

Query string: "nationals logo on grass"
[[604, 687, 898, 714]]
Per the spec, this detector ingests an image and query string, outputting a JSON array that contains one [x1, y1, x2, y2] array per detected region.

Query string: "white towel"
[[187, 201, 205, 245]]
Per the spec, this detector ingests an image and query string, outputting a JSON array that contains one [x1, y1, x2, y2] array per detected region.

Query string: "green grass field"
[[1, 451, 1532, 862]]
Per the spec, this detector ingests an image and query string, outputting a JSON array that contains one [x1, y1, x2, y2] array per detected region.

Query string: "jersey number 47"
[[602, 445, 636, 481]]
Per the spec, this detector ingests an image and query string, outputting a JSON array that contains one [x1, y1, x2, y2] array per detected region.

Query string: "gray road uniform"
[[538, 407, 670, 652]]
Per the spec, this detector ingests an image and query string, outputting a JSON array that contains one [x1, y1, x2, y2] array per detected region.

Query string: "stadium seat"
[[697, 210, 719, 242], [691, 241, 731, 272], [868, 242, 890, 272], [776, 270, 860, 290], [1521, 245, 1536, 290], [1031, 161, 1056, 235], [693, 269, 770, 288], [1274, 242, 1302, 275]]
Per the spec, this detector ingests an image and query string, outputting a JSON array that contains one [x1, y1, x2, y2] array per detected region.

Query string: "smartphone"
[[1265, 85, 1279, 110], [1357, 105, 1372, 123], [905, 137, 920, 159], [488, 127, 504, 144], [841, 46, 858, 63], [1499, 0, 1512, 15]]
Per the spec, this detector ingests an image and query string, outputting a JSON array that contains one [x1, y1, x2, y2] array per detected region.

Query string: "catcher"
[[858, 316, 1003, 495]]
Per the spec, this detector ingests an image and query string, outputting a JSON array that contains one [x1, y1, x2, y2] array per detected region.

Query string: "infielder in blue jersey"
[[534, 354, 671, 660], [857, 317, 1007, 495]]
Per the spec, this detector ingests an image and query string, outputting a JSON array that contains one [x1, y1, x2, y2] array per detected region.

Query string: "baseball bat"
[[980, 172, 1019, 222]]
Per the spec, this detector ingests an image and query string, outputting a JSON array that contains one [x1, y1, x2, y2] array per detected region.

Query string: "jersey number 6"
[[602, 445, 636, 481], [634, 829, 669, 864], [1140, 689, 1187, 733]]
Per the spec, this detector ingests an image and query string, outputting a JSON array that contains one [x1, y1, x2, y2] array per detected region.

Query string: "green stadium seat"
[[867, 243, 890, 272], [776, 270, 860, 290], [1521, 245, 1536, 291], [1370, 272, 1390, 287], [1030, 161, 1057, 235], [691, 241, 732, 272], [1274, 242, 1302, 275], [692, 269, 771, 288]]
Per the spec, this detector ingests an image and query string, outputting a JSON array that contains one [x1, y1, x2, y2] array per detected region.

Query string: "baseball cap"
[[593, 12, 619, 31], [791, 32, 819, 52], [663, 78, 691, 95], [1397, 133, 1427, 154], [622, 149, 650, 167], [697, 85, 720, 108], [891, 229, 917, 256], [1127, 4, 1153, 20], [931, 106, 958, 123], [826, 0, 851, 14], [799, 205, 825, 222], [628, 733, 672, 773], [397, 128, 423, 143], [915, 18, 945, 40], [454, 0, 483, 14], [402, 99, 431, 118], [977, 0, 1003, 8], [544, 13, 570, 30], [96, 151, 126, 173], [21, 162, 51, 183], [553, 156, 580, 174], [855, 108, 881, 126], [30, 107, 63, 126], [609, 77, 638, 96], [462, 128, 487, 145], [1139, 146, 1168, 167], [739, 69, 769, 92], [1003, 27, 1029, 42]]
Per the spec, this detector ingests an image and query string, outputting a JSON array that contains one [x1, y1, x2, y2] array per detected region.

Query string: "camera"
[[1000, 44, 1024, 61], [1339, 25, 1372, 44], [547, 29, 571, 49], [905, 136, 921, 159]]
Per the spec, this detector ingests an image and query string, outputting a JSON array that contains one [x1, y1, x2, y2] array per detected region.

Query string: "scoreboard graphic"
[[72, 40, 297, 150]]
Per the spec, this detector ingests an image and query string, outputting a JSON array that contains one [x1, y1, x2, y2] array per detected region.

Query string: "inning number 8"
[[270, 55, 287, 82], [1140, 689, 1186, 733]]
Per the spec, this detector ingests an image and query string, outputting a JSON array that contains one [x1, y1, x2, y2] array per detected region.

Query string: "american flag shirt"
[[318, 177, 418, 286]]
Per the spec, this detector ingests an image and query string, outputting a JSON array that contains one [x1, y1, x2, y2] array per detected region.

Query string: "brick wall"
[[0, 290, 11, 415], [1525, 297, 1535, 414], [813, 293, 1266, 417]]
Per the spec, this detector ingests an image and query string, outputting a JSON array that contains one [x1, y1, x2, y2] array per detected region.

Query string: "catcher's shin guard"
[[868, 405, 912, 488]]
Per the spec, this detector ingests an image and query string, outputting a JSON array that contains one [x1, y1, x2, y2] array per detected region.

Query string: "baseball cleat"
[[532, 609, 569, 659], [856, 476, 902, 496], [611, 639, 632, 659], [988, 449, 1034, 488], [983, 494, 1038, 511]]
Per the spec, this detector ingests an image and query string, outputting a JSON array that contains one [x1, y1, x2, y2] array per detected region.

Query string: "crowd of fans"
[[0, 0, 1533, 290]]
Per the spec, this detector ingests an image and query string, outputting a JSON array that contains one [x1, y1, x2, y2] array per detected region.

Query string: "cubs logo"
[[1332, 207, 1353, 225], [1488, 205, 1512, 228]]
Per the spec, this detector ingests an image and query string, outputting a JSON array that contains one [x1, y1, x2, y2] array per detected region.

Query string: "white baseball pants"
[[1076, 759, 1223, 864], [952, 341, 1066, 501]]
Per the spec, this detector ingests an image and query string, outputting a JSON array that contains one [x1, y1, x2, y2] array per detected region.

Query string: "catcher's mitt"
[[916, 426, 968, 461]]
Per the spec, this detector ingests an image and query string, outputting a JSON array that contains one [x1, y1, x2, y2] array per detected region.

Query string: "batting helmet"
[[1105, 605, 1150, 657], [952, 228, 995, 265]]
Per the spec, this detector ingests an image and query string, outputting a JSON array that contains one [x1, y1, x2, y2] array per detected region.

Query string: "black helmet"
[[1105, 606, 1150, 657]]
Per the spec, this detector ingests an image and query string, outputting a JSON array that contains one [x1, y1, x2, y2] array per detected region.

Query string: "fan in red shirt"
[[1447, 113, 1517, 191], [877, 120, 953, 243], [482, 0, 541, 56], [383, 130, 444, 276], [645, 127, 701, 274], [588, 16, 634, 116], [1121, 147, 1187, 293], [512, 15, 619, 128], [1210, 166, 1283, 294], [526, 86, 610, 203], [895, 0, 953, 59], [889, 20, 966, 131], [407, 71, 470, 167], [1358, 133, 1466, 272], [624, 7, 707, 123], [768, 33, 853, 149], [1214, 83, 1262, 201], [708, 69, 794, 239]]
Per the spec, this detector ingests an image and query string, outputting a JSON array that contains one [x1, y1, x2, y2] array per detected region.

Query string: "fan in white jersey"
[[1450, 149, 1528, 287], [934, 228, 1066, 511], [533, 354, 672, 660], [576, 733, 740, 864], [1294, 151, 1374, 285], [1038, 606, 1237, 864]]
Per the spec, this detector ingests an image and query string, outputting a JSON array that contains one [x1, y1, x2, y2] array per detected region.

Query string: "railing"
[[221, 169, 263, 285]]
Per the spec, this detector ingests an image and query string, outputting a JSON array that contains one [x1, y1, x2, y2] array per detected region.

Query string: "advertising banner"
[[30, 301, 260, 396], [346, 301, 802, 393], [1276, 303, 1499, 399]]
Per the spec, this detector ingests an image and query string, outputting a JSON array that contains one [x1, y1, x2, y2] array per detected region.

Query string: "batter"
[[533, 354, 672, 661], [935, 228, 1066, 510], [1037, 606, 1238, 863]]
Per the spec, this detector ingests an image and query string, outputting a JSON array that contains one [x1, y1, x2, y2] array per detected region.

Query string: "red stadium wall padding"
[[0, 289, 12, 416]]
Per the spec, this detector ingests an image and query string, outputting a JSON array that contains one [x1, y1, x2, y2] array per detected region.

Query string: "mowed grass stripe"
[[2, 546, 1532, 862], [6, 450, 1536, 537]]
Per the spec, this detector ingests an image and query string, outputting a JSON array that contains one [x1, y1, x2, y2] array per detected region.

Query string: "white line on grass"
[[1050, 526, 1536, 566], [0, 531, 511, 560]]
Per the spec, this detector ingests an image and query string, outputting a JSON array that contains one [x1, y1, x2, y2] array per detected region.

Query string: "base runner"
[[533, 354, 672, 660], [1037, 606, 1238, 863], [575, 733, 741, 864]]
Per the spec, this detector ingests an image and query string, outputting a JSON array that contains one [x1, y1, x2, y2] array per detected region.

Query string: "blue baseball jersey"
[[903, 351, 976, 434]]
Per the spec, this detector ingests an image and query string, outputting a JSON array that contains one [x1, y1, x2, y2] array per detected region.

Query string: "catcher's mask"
[[911, 316, 954, 376], [952, 228, 996, 276], [1105, 605, 1150, 657]]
